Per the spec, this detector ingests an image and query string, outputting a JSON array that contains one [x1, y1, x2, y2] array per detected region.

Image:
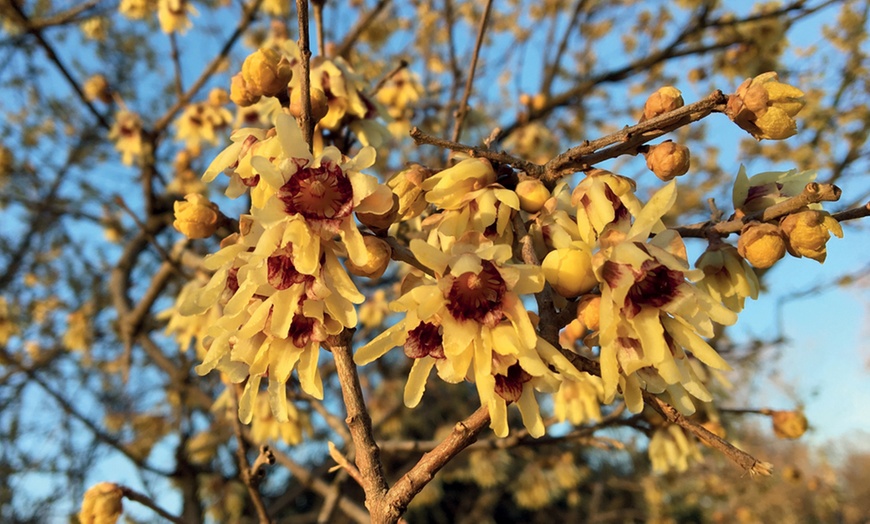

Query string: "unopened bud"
[[288, 87, 330, 123], [737, 222, 786, 269], [356, 193, 400, 233], [780, 209, 843, 263], [173, 194, 220, 239], [515, 179, 550, 213], [345, 235, 391, 279], [542, 245, 597, 298], [79, 482, 124, 524], [230, 73, 261, 107], [727, 72, 805, 140], [770, 410, 808, 440], [641, 86, 684, 121], [241, 48, 292, 98], [388, 164, 433, 221], [645, 141, 691, 181]]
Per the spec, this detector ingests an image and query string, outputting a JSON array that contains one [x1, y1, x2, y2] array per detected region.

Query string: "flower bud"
[[288, 87, 330, 123], [770, 410, 808, 440], [79, 482, 124, 524], [388, 164, 433, 221], [727, 72, 805, 140], [737, 222, 786, 269], [345, 235, 391, 279], [641, 86, 684, 121], [356, 193, 400, 233], [241, 48, 292, 98], [84, 74, 112, 103], [576, 294, 600, 332], [515, 179, 550, 213], [645, 141, 691, 181], [780, 209, 843, 263], [542, 245, 597, 298], [173, 193, 220, 239], [230, 73, 261, 107], [207, 87, 230, 107], [560, 318, 585, 348]]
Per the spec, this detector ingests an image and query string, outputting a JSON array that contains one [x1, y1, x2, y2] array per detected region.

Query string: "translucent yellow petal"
[[297, 346, 323, 399], [517, 386, 545, 438], [404, 357, 436, 408], [239, 374, 262, 424], [251, 155, 286, 191], [270, 337, 302, 383], [489, 396, 509, 438], [629, 180, 676, 240], [268, 377, 290, 423], [662, 316, 731, 371], [353, 320, 406, 365]]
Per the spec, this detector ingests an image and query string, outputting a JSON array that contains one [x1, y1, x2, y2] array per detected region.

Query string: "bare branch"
[[451, 0, 494, 142]]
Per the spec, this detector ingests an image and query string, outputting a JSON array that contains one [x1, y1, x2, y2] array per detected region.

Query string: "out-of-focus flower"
[[84, 74, 112, 103], [157, 0, 198, 35], [503, 122, 560, 165], [63, 305, 93, 353], [780, 209, 843, 263], [108, 110, 148, 166], [175, 91, 234, 156], [737, 222, 786, 269], [358, 289, 390, 329], [173, 193, 221, 239], [645, 141, 691, 181], [262, 0, 290, 17], [727, 71, 805, 140], [119, 0, 154, 19], [770, 410, 808, 439], [0, 296, 18, 345], [249, 390, 312, 445], [695, 242, 759, 312], [648, 425, 702, 473], [80, 17, 108, 41], [553, 374, 604, 425], [641, 86, 684, 121], [79, 482, 124, 524]]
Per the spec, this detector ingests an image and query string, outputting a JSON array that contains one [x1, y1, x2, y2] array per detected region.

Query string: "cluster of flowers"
[[166, 49, 840, 445]]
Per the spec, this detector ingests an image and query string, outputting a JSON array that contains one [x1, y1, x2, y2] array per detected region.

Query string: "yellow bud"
[[727, 72, 805, 140], [345, 235, 391, 279], [645, 141, 691, 181], [357, 193, 400, 233], [515, 179, 550, 213], [83, 74, 112, 103], [641, 86, 684, 121], [230, 73, 261, 107], [241, 48, 292, 98], [542, 246, 597, 298], [288, 87, 330, 123], [770, 410, 808, 440], [576, 294, 600, 332], [737, 222, 786, 269], [173, 194, 220, 239], [780, 209, 843, 263], [560, 318, 585, 348], [79, 482, 124, 524]]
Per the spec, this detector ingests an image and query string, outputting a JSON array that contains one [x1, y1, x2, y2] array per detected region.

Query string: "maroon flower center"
[[278, 160, 353, 222], [446, 260, 506, 327], [494, 363, 532, 403], [288, 313, 319, 348], [404, 322, 444, 359], [266, 244, 314, 290], [624, 260, 682, 317]]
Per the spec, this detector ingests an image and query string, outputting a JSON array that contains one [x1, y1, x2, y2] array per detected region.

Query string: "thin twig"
[[451, 0, 494, 142], [312, 0, 326, 55], [328, 441, 366, 488], [169, 33, 184, 99], [296, 0, 314, 150], [231, 385, 273, 523], [121, 486, 185, 524], [410, 126, 542, 175]]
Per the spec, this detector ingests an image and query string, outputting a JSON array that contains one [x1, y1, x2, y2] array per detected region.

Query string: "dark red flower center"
[[277, 160, 353, 222], [404, 322, 444, 359], [266, 244, 314, 290], [494, 363, 532, 403], [446, 260, 506, 327], [624, 260, 683, 317]]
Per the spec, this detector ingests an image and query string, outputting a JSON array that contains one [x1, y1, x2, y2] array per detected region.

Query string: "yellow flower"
[[571, 169, 643, 244], [80, 17, 107, 41], [157, 0, 198, 35], [648, 425, 702, 473], [249, 390, 312, 445], [553, 374, 604, 425], [502, 122, 560, 164], [387, 164, 433, 221], [174, 100, 233, 157], [84, 74, 112, 103], [727, 71, 805, 140], [732, 165, 816, 213], [770, 410, 808, 440], [593, 182, 737, 414], [79, 482, 124, 524], [108, 110, 148, 166], [173, 193, 221, 239], [780, 209, 843, 263], [355, 236, 586, 437], [119, 0, 154, 19], [422, 158, 520, 249], [695, 242, 759, 312]]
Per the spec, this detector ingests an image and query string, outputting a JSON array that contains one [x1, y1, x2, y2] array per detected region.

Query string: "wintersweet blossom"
[[571, 169, 644, 244], [593, 181, 737, 414], [354, 235, 586, 437]]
